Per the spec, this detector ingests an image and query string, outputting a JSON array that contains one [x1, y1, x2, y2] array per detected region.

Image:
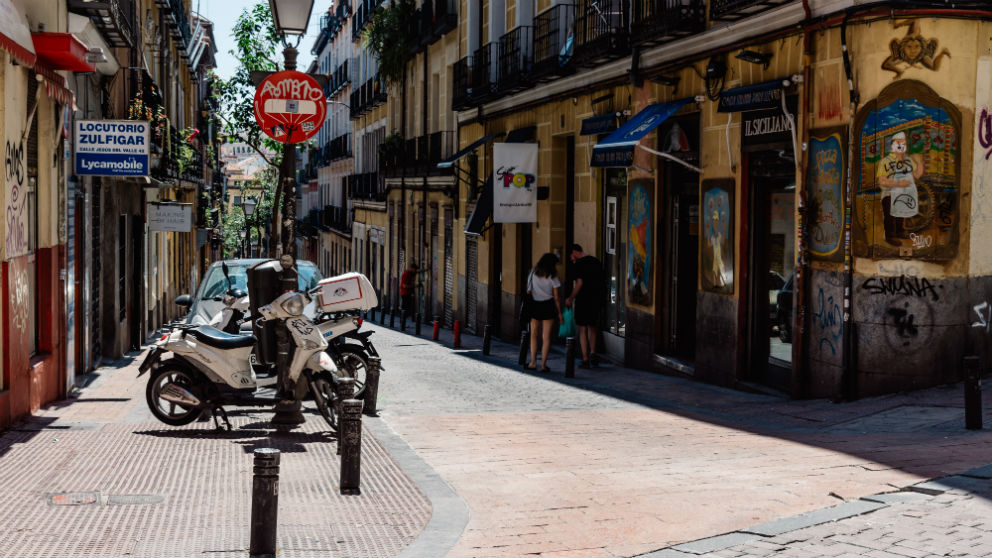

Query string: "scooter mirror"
[[222, 262, 232, 286], [175, 294, 192, 307]]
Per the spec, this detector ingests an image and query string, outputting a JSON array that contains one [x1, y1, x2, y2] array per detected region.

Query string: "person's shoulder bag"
[[518, 272, 535, 323]]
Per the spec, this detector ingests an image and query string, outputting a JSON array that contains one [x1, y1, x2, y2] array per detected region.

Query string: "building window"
[[606, 196, 617, 255]]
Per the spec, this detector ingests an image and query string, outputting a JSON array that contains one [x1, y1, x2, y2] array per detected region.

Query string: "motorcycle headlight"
[[281, 293, 307, 316]]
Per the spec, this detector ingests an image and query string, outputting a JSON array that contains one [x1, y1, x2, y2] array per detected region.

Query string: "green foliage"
[[220, 167, 279, 257], [363, 0, 416, 87]]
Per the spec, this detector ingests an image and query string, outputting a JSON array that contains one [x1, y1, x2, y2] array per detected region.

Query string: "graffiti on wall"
[[701, 179, 734, 294], [10, 262, 27, 333], [973, 301, 991, 333], [808, 129, 846, 260], [858, 273, 944, 353], [627, 179, 652, 306], [813, 286, 843, 356], [814, 62, 844, 124], [881, 20, 951, 80], [853, 80, 960, 259], [5, 137, 29, 259]]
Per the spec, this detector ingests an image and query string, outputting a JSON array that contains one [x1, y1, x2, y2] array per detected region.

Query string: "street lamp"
[[268, 0, 314, 37], [242, 196, 258, 257]]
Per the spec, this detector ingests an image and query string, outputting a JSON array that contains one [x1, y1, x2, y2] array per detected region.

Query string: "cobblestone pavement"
[[0, 350, 431, 558], [366, 316, 992, 558]]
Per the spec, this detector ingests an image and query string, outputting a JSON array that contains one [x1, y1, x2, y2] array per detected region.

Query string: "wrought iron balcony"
[[348, 172, 385, 202], [68, 0, 134, 47], [497, 26, 534, 93], [323, 205, 350, 231], [325, 60, 350, 97], [470, 43, 497, 102], [151, 125, 203, 185], [381, 132, 455, 177], [349, 75, 386, 119], [156, 0, 192, 56], [328, 133, 353, 160], [631, 0, 705, 46], [452, 56, 472, 110], [710, 0, 793, 21], [432, 0, 457, 37], [533, 3, 576, 82], [573, 0, 628, 67]]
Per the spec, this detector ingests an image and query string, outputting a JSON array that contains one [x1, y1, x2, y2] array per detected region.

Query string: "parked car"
[[775, 271, 795, 343], [176, 258, 323, 326]]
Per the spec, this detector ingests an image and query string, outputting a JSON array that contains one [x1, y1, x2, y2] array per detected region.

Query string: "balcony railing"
[[631, 0, 705, 45], [348, 172, 385, 201], [381, 131, 456, 177], [68, 0, 134, 47], [432, 0, 457, 37], [497, 26, 534, 93], [533, 3, 576, 82], [452, 56, 471, 110], [328, 133, 353, 160], [349, 75, 386, 119], [573, 0, 627, 67], [710, 0, 792, 21], [323, 204, 350, 231], [156, 0, 192, 56], [326, 60, 350, 97], [352, 0, 383, 39], [470, 43, 496, 101], [151, 125, 203, 185]]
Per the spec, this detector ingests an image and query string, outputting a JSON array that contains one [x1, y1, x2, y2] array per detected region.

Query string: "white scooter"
[[138, 289, 343, 430]]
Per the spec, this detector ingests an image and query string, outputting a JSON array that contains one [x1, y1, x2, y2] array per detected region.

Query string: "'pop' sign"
[[253, 70, 326, 144]]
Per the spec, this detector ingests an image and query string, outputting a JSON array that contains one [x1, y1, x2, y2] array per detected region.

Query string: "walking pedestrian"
[[400, 261, 428, 322], [564, 244, 605, 368], [525, 253, 563, 373]]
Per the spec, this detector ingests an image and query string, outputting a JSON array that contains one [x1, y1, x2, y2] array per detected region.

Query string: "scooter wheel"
[[146, 365, 205, 426], [333, 346, 370, 398], [308, 371, 338, 431]]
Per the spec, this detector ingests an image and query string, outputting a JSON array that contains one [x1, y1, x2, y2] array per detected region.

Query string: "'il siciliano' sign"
[[74, 120, 150, 176]]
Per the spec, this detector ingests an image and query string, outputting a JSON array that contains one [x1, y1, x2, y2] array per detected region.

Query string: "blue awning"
[[591, 98, 691, 168], [718, 79, 784, 112]]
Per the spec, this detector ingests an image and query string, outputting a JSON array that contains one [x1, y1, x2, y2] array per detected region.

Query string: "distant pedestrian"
[[565, 244, 605, 368], [400, 261, 428, 322], [525, 253, 563, 373]]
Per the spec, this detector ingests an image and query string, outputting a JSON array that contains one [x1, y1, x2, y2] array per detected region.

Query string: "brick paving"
[[0, 352, 431, 558], [365, 316, 992, 558]]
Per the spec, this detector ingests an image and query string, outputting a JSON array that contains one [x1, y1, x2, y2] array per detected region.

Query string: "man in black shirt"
[[564, 244, 604, 368]]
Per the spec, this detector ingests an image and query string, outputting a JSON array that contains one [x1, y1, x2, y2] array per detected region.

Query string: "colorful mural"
[[701, 179, 734, 294], [854, 80, 959, 259], [627, 179, 652, 306], [808, 129, 846, 261]]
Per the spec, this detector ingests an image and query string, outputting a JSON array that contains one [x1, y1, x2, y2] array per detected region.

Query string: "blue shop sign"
[[74, 120, 150, 176]]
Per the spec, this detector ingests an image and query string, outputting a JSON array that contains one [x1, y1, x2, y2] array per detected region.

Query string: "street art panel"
[[627, 178, 652, 306], [808, 129, 846, 261], [701, 179, 734, 294], [854, 80, 960, 260]]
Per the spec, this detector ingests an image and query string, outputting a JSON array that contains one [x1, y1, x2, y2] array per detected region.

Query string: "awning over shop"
[[580, 113, 618, 136], [718, 79, 783, 112], [437, 133, 502, 168], [32, 32, 95, 72], [505, 125, 536, 143], [0, 0, 37, 67], [35, 63, 75, 106], [464, 177, 494, 236], [591, 98, 691, 168]]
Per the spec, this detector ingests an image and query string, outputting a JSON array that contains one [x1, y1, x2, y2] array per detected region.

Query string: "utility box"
[[312, 272, 378, 313]]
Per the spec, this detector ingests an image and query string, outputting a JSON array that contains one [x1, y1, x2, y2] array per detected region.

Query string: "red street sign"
[[253, 70, 326, 144]]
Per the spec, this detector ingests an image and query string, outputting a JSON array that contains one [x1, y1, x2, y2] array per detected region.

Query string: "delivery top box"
[[312, 272, 377, 312]]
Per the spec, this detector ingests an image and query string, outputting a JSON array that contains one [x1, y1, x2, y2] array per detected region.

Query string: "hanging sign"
[[493, 142, 538, 223], [147, 202, 193, 232], [74, 120, 149, 176], [253, 70, 326, 144]]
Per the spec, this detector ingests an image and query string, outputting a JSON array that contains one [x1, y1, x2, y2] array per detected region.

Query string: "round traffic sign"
[[253, 70, 326, 144]]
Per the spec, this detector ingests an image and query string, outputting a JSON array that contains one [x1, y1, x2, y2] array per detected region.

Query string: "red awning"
[[0, 0, 37, 67], [35, 63, 75, 106], [31, 32, 94, 72]]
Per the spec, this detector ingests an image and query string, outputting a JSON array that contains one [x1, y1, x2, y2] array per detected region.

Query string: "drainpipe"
[[793, 0, 814, 399], [422, 48, 429, 319], [839, 12, 860, 401]]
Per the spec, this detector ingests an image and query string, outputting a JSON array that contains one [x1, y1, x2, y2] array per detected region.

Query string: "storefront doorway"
[[603, 168, 626, 342], [746, 149, 796, 392]]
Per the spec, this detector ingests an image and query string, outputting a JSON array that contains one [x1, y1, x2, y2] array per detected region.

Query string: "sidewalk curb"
[[364, 417, 470, 558]]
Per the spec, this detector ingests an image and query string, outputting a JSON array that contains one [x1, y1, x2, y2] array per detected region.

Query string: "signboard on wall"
[[147, 203, 193, 232], [74, 120, 149, 176], [493, 142, 538, 223]]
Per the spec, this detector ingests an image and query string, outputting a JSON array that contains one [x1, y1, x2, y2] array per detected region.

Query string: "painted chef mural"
[[854, 80, 960, 259]]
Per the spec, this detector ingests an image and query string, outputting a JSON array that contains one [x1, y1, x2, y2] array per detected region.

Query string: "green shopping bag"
[[558, 307, 576, 338]]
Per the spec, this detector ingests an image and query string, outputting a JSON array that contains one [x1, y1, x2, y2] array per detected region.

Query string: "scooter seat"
[[186, 325, 256, 350]]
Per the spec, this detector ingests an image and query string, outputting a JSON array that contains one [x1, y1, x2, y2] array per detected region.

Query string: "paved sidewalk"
[[365, 314, 992, 558], [0, 350, 432, 558]]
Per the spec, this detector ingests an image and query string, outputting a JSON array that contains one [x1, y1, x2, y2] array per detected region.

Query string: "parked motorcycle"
[[139, 287, 343, 430]]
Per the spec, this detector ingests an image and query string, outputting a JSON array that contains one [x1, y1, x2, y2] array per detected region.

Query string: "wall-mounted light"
[[736, 49, 772, 69], [85, 47, 107, 64]]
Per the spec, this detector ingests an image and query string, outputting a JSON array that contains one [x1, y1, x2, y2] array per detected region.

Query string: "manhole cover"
[[48, 492, 99, 506], [107, 494, 164, 505]]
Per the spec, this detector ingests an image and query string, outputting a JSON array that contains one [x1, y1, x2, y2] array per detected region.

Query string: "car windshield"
[[200, 262, 322, 300]]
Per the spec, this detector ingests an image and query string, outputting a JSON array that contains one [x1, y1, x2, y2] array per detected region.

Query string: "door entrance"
[[746, 150, 796, 392], [658, 178, 698, 360]]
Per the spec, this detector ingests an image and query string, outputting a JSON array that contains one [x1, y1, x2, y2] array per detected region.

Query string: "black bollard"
[[415, 313, 422, 336], [335, 377, 356, 454], [249, 448, 280, 558], [518, 329, 529, 366], [389, 308, 396, 328], [363, 357, 381, 416], [339, 399, 363, 493], [400, 311, 407, 331], [965, 356, 982, 430], [482, 324, 492, 356], [565, 337, 576, 378]]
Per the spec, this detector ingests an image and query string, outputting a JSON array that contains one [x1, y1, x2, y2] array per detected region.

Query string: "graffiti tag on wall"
[[973, 302, 992, 333], [861, 274, 942, 301], [10, 262, 28, 333], [5, 138, 29, 258], [813, 287, 843, 355]]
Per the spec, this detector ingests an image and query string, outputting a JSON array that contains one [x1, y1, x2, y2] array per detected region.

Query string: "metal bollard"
[[518, 329, 529, 366], [370, 307, 376, 322], [389, 307, 396, 328], [432, 319, 440, 340], [363, 357, 381, 416], [400, 311, 407, 331], [339, 399, 363, 494], [335, 377, 356, 455], [453, 320, 462, 348], [249, 448, 280, 558], [482, 324, 492, 356], [565, 337, 576, 378], [415, 313, 422, 336], [965, 355, 982, 430]]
